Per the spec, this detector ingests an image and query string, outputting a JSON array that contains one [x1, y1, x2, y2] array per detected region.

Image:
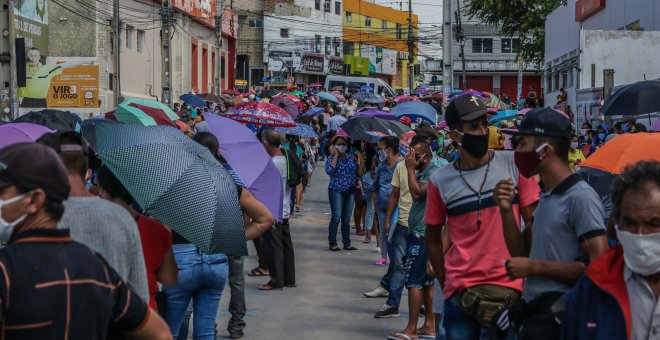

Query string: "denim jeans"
[[328, 189, 354, 248], [444, 294, 488, 340], [364, 194, 375, 231], [379, 225, 408, 308], [164, 243, 228, 340], [227, 255, 246, 335], [377, 209, 388, 258]]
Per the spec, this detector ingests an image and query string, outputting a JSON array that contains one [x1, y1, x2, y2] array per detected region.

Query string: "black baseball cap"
[[0, 143, 70, 202], [36, 131, 89, 155], [444, 94, 490, 127], [502, 108, 572, 140]]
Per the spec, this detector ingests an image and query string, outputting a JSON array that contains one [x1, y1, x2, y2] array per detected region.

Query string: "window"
[[334, 37, 340, 56], [335, 1, 340, 15], [248, 19, 262, 28], [381, 20, 387, 30], [396, 23, 402, 39], [315, 35, 321, 53], [365, 16, 371, 27], [345, 12, 352, 22], [136, 30, 145, 53], [315, 0, 320, 10], [568, 68, 573, 88], [343, 41, 354, 55], [471, 38, 493, 53], [125, 25, 134, 49], [280, 28, 289, 38], [324, 0, 331, 13], [501, 38, 520, 53], [325, 36, 331, 55]]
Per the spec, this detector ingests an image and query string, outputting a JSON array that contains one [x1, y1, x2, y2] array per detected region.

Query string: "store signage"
[[296, 53, 325, 75], [575, 0, 606, 22], [329, 57, 344, 75]]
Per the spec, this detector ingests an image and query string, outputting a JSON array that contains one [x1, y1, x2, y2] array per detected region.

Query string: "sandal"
[[247, 267, 269, 276], [388, 332, 418, 340], [329, 246, 342, 251], [343, 246, 358, 251]]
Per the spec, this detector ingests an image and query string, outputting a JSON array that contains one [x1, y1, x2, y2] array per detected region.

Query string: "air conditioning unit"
[[398, 51, 409, 60]]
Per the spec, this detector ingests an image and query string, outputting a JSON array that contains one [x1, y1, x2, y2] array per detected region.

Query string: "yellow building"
[[342, 0, 418, 90]]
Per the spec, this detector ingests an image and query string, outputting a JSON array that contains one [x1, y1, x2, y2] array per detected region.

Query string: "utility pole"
[[454, 0, 466, 88], [214, 0, 223, 94], [442, 0, 452, 105], [161, 0, 172, 104], [113, 0, 122, 106], [0, 0, 15, 120], [407, 0, 414, 93]]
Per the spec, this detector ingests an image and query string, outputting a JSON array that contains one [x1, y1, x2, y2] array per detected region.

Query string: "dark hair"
[[193, 132, 219, 156], [261, 129, 282, 147], [614, 122, 623, 131], [635, 123, 647, 133], [414, 130, 435, 141], [537, 136, 570, 163], [581, 122, 593, 130], [409, 137, 431, 155], [327, 130, 337, 139], [381, 136, 400, 154], [611, 161, 660, 221], [332, 136, 348, 145], [96, 166, 135, 204], [15, 185, 64, 221]]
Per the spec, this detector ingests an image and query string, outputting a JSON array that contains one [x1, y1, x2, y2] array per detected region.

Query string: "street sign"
[[261, 77, 272, 83]]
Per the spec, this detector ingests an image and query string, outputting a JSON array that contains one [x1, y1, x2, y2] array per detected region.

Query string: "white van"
[[324, 75, 397, 98]]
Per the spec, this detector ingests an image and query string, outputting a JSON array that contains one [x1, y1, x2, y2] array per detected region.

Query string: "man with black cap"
[[424, 95, 540, 339], [0, 143, 172, 339], [494, 108, 609, 339]]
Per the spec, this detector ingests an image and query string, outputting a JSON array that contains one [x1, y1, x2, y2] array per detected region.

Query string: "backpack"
[[282, 147, 303, 187]]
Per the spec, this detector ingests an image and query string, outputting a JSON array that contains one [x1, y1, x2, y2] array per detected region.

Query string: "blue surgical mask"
[[430, 140, 439, 152], [621, 124, 628, 133], [378, 149, 387, 162], [597, 133, 606, 140]]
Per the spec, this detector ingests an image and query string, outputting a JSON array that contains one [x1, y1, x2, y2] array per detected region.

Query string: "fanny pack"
[[456, 284, 521, 325]]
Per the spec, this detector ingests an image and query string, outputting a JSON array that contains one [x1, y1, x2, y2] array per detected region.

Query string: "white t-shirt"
[[272, 155, 292, 220]]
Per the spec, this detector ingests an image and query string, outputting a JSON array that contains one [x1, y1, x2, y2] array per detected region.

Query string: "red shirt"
[[136, 215, 172, 310]]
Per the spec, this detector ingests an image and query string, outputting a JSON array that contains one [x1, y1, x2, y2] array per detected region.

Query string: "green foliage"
[[463, 0, 561, 68]]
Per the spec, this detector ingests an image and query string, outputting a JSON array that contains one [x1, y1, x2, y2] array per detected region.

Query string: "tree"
[[463, 0, 561, 68]]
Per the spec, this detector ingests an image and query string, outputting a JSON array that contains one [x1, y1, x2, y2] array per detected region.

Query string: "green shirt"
[[408, 164, 438, 236], [19, 64, 62, 99]]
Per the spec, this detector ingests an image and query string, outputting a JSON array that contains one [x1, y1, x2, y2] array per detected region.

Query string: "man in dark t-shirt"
[[0, 143, 171, 340]]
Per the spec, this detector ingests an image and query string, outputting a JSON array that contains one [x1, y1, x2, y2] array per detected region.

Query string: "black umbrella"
[[340, 116, 411, 142], [577, 167, 617, 198], [13, 109, 80, 132], [600, 80, 660, 116], [260, 89, 280, 99]]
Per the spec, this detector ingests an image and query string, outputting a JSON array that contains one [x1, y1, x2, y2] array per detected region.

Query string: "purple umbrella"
[[355, 108, 396, 120], [203, 113, 284, 220], [270, 97, 301, 121], [0, 123, 53, 149]]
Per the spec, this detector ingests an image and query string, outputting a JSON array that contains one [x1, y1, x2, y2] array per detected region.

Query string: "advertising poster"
[[19, 57, 100, 117], [12, 0, 49, 56], [296, 53, 325, 75], [364, 46, 383, 73], [381, 49, 397, 75], [329, 56, 344, 75]]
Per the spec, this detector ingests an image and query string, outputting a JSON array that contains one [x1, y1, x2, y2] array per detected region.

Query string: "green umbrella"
[[113, 99, 178, 128], [289, 91, 305, 96], [122, 98, 179, 121], [95, 123, 247, 255]]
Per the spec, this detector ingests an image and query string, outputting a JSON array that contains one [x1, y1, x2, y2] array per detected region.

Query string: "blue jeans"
[[328, 189, 354, 247], [379, 225, 408, 308], [444, 294, 488, 340], [164, 244, 228, 340], [404, 233, 433, 289], [377, 209, 388, 258], [364, 194, 375, 231]]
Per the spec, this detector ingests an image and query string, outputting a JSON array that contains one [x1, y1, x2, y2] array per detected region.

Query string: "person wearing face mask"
[[424, 95, 541, 339], [562, 161, 660, 340], [325, 136, 361, 252], [568, 135, 586, 172], [0, 143, 172, 339], [494, 108, 609, 339]]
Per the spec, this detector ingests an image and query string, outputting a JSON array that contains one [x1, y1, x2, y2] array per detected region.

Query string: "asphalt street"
[[212, 163, 420, 340]]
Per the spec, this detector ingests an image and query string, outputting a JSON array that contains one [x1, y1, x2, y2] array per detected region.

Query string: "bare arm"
[[127, 309, 173, 340], [405, 149, 427, 200], [239, 188, 276, 240], [494, 178, 529, 257], [156, 249, 178, 286], [426, 224, 446, 288], [384, 186, 400, 235]]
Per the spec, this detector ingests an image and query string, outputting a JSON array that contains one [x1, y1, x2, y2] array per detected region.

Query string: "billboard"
[[18, 57, 100, 116], [329, 56, 344, 75], [360, 46, 396, 75], [12, 0, 49, 57], [381, 49, 397, 75]]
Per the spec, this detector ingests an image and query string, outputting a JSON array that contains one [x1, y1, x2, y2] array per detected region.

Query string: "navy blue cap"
[[502, 108, 572, 140]]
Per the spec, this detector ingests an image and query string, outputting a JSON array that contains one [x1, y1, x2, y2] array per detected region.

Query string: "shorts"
[[404, 232, 435, 289]]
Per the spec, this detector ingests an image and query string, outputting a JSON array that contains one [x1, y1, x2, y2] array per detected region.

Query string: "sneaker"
[[371, 247, 381, 254], [364, 286, 389, 298], [374, 304, 400, 318], [375, 257, 388, 266]]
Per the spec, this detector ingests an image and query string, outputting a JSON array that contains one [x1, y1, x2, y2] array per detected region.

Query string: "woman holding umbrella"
[[325, 135, 364, 251]]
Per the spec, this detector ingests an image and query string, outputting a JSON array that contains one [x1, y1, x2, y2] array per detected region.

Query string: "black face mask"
[[460, 132, 489, 158]]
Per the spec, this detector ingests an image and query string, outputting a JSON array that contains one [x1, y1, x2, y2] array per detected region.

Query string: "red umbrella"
[[224, 89, 241, 96], [274, 93, 301, 102], [222, 102, 297, 127], [330, 91, 347, 103]]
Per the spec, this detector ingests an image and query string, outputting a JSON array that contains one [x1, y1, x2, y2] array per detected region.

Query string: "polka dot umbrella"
[[222, 102, 297, 127]]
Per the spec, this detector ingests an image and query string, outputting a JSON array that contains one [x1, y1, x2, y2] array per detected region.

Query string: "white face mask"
[[616, 228, 660, 276], [0, 193, 29, 243], [570, 142, 579, 149], [335, 145, 347, 154]]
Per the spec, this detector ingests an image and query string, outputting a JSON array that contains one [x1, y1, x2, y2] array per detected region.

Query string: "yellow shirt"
[[18, 64, 62, 99], [568, 148, 586, 169], [391, 162, 412, 227]]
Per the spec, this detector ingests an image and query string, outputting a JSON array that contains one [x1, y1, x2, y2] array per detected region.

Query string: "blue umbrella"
[[316, 92, 339, 104], [304, 107, 326, 116], [391, 101, 438, 125], [274, 123, 319, 138], [180, 93, 206, 108], [488, 109, 518, 123], [360, 85, 374, 91], [95, 124, 247, 255], [354, 91, 385, 104]]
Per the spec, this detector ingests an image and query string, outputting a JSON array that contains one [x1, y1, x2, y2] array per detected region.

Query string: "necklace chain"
[[457, 151, 492, 230]]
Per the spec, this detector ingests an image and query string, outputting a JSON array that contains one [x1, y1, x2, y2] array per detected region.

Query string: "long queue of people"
[[319, 94, 660, 340]]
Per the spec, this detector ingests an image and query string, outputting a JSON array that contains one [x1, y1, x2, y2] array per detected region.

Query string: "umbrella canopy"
[[340, 116, 411, 141], [316, 92, 339, 104], [304, 107, 326, 116], [180, 93, 206, 108], [289, 90, 305, 96], [0, 123, 53, 149], [395, 95, 415, 103], [308, 83, 322, 87], [112, 101, 177, 128], [270, 97, 301, 121], [650, 119, 660, 132], [218, 94, 235, 105], [354, 91, 385, 104], [391, 101, 438, 125], [580, 133, 660, 174], [121, 98, 179, 121], [331, 85, 344, 91], [600, 80, 660, 116], [224, 89, 241, 96], [360, 85, 373, 91], [577, 167, 617, 198], [330, 91, 347, 103], [203, 113, 284, 220], [223, 102, 297, 127], [198, 93, 223, 103], [489, 109, 519, 123], [80, 118, 117, 152], [95, 123, 247, 255], [13, 109, 80, 132], [274, 123, 319, 138], [260, 89, 280, 99], [355, 108, 396, 120]]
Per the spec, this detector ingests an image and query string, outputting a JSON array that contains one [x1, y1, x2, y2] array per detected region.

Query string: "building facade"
[[235, 0, 265, 88], [342, 0, 417, 90]]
